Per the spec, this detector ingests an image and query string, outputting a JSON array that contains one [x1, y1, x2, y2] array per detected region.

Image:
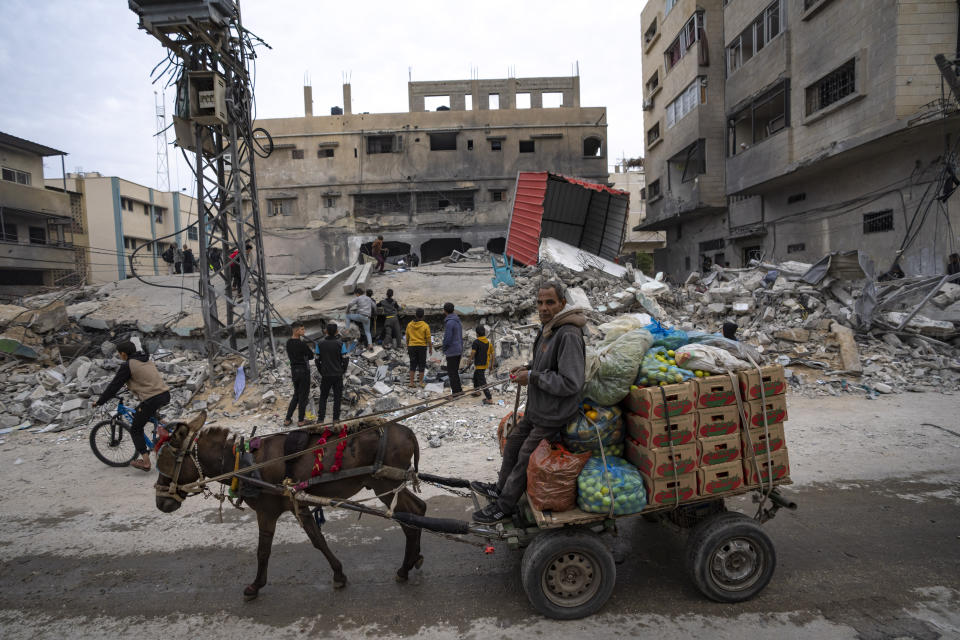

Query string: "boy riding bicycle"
[[94, 341, 170, 472]]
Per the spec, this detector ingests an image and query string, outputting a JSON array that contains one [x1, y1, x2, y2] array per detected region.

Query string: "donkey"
[[154, 411, 426, 598]]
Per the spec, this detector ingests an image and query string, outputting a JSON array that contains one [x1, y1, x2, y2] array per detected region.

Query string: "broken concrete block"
[[65, 356, 92, 382], [373, 396, 401, 413], [311, 265, 357, 300], [29, 400, 58, 423], [873, 382, 894, 394], [565, 287, 593, 312], [732, 299, 755, 315], [931, 282, 960, 309], [363, 346, 384, 361], [882, 312, 955, 338], [79, 316, 111, 330], [21, 301, 68, 334], [0, 304, 29, 330], [60, 398, 85, 413], [707, 303, 727, 315], [424, 382, 445, 394], [830, 322, 863, 374], [372, 381, 392, 395], [185, 368, 208, 392], [38, 369, 65, 390], [773, 328, 810, 343]]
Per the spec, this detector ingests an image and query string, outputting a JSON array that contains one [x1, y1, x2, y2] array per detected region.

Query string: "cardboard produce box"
[[695, 375, 738, 409], [624, 382, 696, 419], [696, 405, 741, 438], [697, 461, 745, 496], [697, 433, 742, 467], [745, 396, 788, 428], [741, 423, 787, 457], [642, 472, 697, 506], [625, 412, 697, 448], [626, 438, 697, 479], [738, 365, 787, 400], [743, 449, 791, 486]]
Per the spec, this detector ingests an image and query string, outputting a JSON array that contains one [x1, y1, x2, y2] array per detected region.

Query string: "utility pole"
[[130, 0, 277, 379], [154, 91, 170, 192]]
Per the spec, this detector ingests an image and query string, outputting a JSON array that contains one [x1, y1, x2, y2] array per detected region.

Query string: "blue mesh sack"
[[577, 456, 647, 515], [562, 401, 624, 455]]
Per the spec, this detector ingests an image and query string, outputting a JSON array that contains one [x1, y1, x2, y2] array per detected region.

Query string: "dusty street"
[[1, 391, 959, 639]]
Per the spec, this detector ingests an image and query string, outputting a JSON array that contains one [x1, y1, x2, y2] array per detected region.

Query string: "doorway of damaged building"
[[359, 240, 412, 265], [504, 172, 630, 266]]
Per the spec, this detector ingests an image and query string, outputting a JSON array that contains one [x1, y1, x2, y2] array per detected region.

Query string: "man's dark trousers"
[[446, 355, 463, 394], [286, 365, 311, 422], [319, 375, 343, 422], [496, 415, 559, 511]]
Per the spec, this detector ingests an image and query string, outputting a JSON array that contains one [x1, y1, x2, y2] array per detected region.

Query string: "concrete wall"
[[254, 76, 608, 274]]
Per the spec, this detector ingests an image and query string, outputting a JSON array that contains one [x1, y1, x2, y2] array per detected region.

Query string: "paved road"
[[1, 477, 958, 639]]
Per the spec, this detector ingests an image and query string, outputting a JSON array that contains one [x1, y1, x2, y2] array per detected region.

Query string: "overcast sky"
[[0, 0, 646, 192]]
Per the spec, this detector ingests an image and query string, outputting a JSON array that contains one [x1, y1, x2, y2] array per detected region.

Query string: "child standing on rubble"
[[463, 325, 495, 404], [405, 308, 432, 388]]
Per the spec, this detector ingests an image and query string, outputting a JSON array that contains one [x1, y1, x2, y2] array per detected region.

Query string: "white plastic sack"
[[675, 344, 751, 373], [582, 329, 653, 405], [598, 314, 653, 346]]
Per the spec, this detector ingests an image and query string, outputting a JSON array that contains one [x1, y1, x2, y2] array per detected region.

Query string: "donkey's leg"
[[375, 484, 427, 582], [297, 508, 347, 589], [244, 506, 281, 599]]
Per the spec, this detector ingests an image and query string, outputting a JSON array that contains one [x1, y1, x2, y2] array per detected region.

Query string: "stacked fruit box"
[[620, 364, 792, 506], [737, 365, 791, 486], [622, 383, 699, 506]]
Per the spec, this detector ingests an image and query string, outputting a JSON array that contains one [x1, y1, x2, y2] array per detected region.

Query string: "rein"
[[154, 422, 206, 504]]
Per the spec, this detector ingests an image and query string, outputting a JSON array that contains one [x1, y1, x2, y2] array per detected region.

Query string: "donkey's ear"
[[187, 410, 207, 431]]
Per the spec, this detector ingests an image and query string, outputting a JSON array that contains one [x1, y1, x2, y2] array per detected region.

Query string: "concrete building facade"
[[252, 76, 609, 274], [609, 160, 667, 256], [46, 174, 201, 285], [639, 0, 960, 279], [0, 132, 77, 290]]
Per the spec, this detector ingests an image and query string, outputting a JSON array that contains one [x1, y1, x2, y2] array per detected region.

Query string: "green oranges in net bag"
[[576, 456, 647, 515]]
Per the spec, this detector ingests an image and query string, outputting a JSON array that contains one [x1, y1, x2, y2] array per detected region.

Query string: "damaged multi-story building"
[[252, 75, 609, 273], [639, 0, 960, 278]]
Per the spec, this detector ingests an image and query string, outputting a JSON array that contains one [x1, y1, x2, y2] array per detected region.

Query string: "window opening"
[[367, 135, 401, 154], [583, 136, 603, 157], [28, 226, 46, 244], [646, 70, 660, 96], [418, 191, 475, 212], [647, 123, 661, 146], [863, 210, 893, 234], [806, 58, 856, 115], [429, 132, 458, 151], [355, 192, 411, 216], [728, 79, 789, 155], [318, 148, 334, 158], [542, 92, 564, 108], [490, 139, 502, 151], [648, 179, 661, 199], [787, 243, 806, 253], [664, 11, 704, 71], [727, 1, 782, 75], [666, 78, 703, 128], [2, 167, 31, 185], [644, 18, 658, 45], [424, 95, 451, 111], [787, 192, 806, 204], [516, 93, 531, 109], [291, 149, 304, 159], [268, 199, 293, 217], [1, 223, 17, 242], [467, 139, 474, 151], [519, 140, 535, 153], [488, 94, 500, 109], [490, 189, 506, 202], [465, 95, 473, 110]]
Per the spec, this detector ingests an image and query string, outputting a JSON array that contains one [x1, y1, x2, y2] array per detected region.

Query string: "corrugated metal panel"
[[506, 171, 631, 266], [505, 172, 548, 266]]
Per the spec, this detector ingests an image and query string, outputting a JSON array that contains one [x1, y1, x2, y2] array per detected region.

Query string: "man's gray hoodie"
[[525, 308, 586, 427]]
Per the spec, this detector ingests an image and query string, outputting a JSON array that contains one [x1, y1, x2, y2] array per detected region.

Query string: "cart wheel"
[[685, 512, 776, 603], [520, 529, 616, 620]]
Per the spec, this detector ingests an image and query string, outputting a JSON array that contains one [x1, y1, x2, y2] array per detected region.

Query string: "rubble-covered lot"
[[1, 246, 959, 439]]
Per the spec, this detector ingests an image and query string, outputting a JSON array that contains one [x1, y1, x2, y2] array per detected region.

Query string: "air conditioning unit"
[[642, 99, 653, 111]]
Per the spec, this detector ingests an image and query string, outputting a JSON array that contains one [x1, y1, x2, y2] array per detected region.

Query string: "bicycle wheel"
[[89, 418, 138, 467]]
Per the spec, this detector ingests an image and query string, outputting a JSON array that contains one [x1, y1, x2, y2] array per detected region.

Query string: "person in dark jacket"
[[472, 281, 586, 523], [380, 288, 403, 350], [463, 324, 495, 403], [174, 244, 183, 274], [315, 322, 347, 423], [182, 246, 195, 274], [94, 341, 171, 472], [441, 302, 464, 395], [284, 323, 314, 426]]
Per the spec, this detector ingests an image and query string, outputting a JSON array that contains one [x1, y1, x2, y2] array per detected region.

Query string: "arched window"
[[583, 136, 603, 157]]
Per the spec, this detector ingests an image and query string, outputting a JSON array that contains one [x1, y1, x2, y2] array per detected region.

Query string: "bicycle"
[[89, 395, 166, 467]]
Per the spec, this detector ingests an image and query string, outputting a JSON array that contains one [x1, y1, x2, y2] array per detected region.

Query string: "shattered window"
[[354, 192, 411, 216], [664, 11, 704, 71], [366, 135, 402, 154], [863, 210, 893, 234], [727, 79, 789, 155], [418, 191, 475, 212], [583, 136, 603, 157]]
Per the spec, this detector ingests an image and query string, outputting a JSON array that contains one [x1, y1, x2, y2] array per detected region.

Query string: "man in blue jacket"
[[441, 302, 463, 395]]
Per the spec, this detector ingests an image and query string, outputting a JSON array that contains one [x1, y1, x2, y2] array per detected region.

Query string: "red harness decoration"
[[153, 433, 171, 453], [310, 426, 349, 477]]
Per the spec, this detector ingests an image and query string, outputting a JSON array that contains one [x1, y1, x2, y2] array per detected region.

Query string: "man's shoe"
[[472, 502, 511, 524], [470, 480, 500, 500]]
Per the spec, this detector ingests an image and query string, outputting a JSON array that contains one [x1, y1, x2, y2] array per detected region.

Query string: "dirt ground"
[[1, 391, 959, 638]]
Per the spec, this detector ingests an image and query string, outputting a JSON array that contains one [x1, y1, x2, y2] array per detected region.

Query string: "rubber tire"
[[685, 512, 776, 603], [520, 529, 616, 620], [89, 418, 137, 467]]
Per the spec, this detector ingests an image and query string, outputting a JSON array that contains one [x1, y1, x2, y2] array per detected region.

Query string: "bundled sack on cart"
[[526, 440, 592, 512], [563, 401, 625, 457], [636, 346, 697, 386], [675, 343, 751, 374], [577, 456, 647, 515], [582, 328, 653, 405]]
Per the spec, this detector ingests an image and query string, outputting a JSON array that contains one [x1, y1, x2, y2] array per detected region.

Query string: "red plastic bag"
[[497, 411, 523, 455], [527, 440, 591, 512]]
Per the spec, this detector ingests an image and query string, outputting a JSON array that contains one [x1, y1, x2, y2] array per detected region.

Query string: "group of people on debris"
[[161, 241, 253, 299]]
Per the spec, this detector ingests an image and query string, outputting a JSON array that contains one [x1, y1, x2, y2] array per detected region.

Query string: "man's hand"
[[512, 369, 530, 386]]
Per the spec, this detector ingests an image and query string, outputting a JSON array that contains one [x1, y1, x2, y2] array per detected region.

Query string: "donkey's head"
[[155, 410, 207, 513]]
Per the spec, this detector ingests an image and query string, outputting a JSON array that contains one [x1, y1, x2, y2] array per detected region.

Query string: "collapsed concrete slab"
[[311, 265, 356, 300]]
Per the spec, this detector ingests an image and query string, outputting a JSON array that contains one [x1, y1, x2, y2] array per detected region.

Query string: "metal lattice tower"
[[154, 91, 171, 192], [130, 0, 277, 379]]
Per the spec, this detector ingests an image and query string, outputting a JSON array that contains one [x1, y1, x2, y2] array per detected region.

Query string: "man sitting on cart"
[[472, 280, 586, 523]]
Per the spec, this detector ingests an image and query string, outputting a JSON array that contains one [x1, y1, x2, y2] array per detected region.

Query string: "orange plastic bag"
[[526, 440, 591, 512]]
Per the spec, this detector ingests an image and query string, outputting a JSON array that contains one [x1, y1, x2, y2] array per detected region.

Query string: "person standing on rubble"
[[346, 287, 375, 349], [371, 235, 386, 273], [463, 324, 495, 404], [405, 308, 432, 388], [380, 288, 403, 350], [315, 322, 347, 424], [174, 243, 183, 274], [182, 246, 195, 274], [442, 302, 464, 396], [94, 341, 171, 472], [284, 322, 314, 427], [471, 280, 586, 523]]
